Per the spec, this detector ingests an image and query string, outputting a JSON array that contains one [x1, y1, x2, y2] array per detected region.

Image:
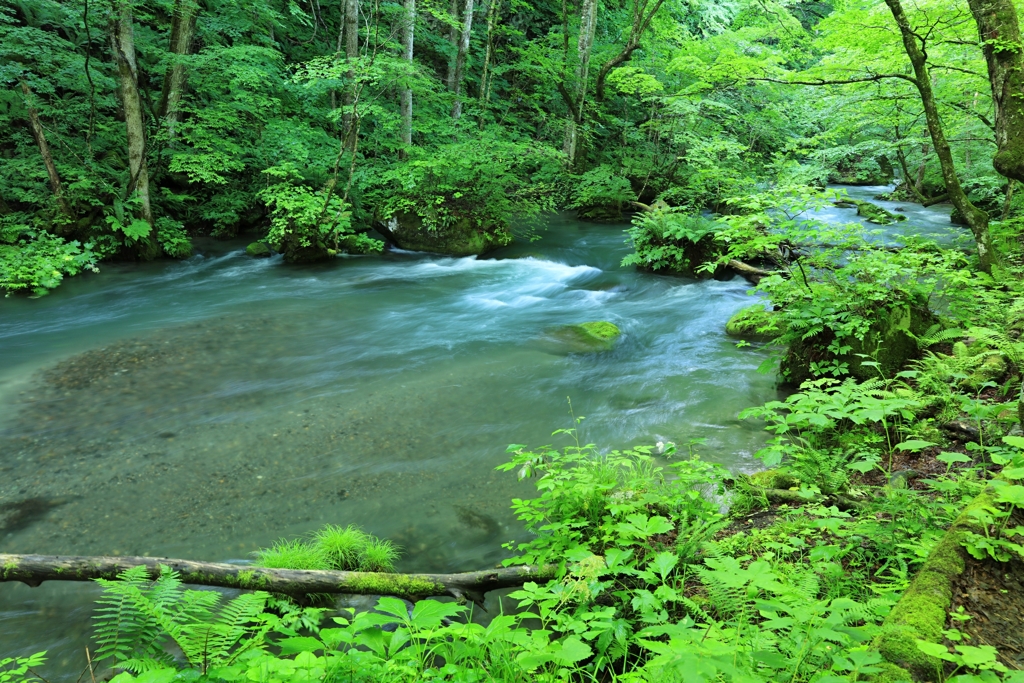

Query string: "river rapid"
[[0, 190, 962, 676]]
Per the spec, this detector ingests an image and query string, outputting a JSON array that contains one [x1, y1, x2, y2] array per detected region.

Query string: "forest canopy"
[[3, 0, 1021, 292]]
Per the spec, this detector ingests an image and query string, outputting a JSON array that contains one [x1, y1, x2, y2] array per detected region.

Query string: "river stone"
[[725, 304, 784, 342], [246, 242, 272, 258], [835, 199, 907, 225], [543, 321, 622, 353], [379, 211, 512, 257]]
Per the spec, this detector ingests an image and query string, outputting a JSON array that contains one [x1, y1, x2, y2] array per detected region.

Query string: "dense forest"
[[5, 0, 1024, 680]]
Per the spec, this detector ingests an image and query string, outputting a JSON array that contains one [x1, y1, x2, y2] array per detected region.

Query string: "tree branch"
[[0, 554, 555, 605], [750, 73, 919, 87]]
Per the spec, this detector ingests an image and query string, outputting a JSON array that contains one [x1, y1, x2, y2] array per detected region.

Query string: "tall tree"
[[884, 0, 996, 273], [965, 0, 1024, 184], [562, 0, 597, 168], [451, 0, 475, 119], [479, 0, 500, 103], [109, 0, 157, 241], [445, 0, 459, 90], [19, 82, 73, 219], [400, 0, 415, 147], [156, 0, 199, 142], [343, 0, 360, 147]]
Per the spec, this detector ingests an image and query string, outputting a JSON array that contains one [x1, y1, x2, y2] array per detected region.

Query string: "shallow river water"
[[0, 193, 963, 676]]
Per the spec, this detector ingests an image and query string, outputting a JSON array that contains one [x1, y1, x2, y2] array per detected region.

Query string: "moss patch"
[[726, 304, 785, 341], [874, 484, 998, 679], [542, 321, 622, 353], [246, 242, 272, 258], [381, 211, 513, 257]]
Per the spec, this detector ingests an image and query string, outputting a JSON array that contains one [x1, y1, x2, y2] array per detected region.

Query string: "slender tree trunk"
[[399, 0, 415, 148], [479, 0, 499, 102], [446, 0, 459, 90], [451, 0, 474, 119], [885, 0, 996, 273], [342, 0, 359, 147], [110, 0, 156, 235], [563, 0, 597, 168], [1003, 180, 1016, 219], [896, 146, 928, 203], [965, 0, 1024, 183], [156, 0, 198, 142], [19, 83, 73, 220]]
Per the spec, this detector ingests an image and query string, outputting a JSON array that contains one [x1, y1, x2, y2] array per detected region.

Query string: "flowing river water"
[[0, 189, 963, 676]]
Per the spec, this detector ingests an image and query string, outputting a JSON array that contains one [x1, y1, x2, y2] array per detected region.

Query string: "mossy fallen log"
[[873, 483, 1000, 680], [0, 554, 555, 604]]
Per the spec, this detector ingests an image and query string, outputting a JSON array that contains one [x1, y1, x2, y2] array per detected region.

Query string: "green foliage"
[[93, 565, 273, 674], [0, 219, 99, 296], [622, 207, 724, 274], [0, 653, 46, 683]]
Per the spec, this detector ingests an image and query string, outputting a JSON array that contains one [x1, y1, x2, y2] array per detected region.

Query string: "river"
[[0, 190, 962, 676]]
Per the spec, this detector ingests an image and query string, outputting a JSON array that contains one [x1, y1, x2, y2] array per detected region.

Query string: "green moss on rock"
[[782, 298, 935, 386], [541, 321, 622, 353], [748, 469, 799, 490], [726, 304, 785, 341], [835, 199, 907, 225], [246, 242, 273, 258], [380, 211, 513, 257]]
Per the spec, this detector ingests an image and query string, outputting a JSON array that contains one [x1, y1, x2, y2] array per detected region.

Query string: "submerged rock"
[[541, 321, 622, 353], [725, 304, 785, 342], [378, 212, 512, 257], [245, 242, 272, 258]]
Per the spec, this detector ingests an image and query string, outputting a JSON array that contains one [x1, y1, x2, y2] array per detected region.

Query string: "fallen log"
[[762, 488, 866, 512], [727, 258, 775, 284], [0, 554, 555, 604]]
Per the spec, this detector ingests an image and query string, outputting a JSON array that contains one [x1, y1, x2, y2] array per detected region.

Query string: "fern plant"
[[93, 565, 273, 674]]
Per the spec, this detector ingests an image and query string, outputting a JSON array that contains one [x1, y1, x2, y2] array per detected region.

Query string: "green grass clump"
[[359, 538, 400, 573], [314, 524, 370, 571], [253, 538, 329, 570], [253, 525, 401, 573]]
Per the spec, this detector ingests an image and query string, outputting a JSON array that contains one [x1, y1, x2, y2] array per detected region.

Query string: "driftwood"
[[0, 554, 555, 604], [727, 259, 775, 284]]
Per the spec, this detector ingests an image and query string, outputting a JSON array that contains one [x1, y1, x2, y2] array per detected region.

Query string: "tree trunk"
[[0, 554, 555, 605], [884, 0, 996, 273], [156, 0, 198, 142], [446, 0, 459, 91], [479, 0, 499, 102], [563, 0, 597, 168], [110, 0, 158, 255], [896, 146, 929, 202], [19, 82, 73, 220], [342, 0, 359, 146], [1003, 180, 1016, 219], [594, 0, 666, 101], [966, 0, 1024, 184], [451, 0, 474, 119], [400, 0, 415, 148]]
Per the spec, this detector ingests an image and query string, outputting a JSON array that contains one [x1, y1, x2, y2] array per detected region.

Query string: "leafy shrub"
[[621, 207, 725, 274], [0, 219, 99, 296]]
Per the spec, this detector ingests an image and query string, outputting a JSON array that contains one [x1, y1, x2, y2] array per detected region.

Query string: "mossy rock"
[[542, 321, 622, 353], [379, 211, 512, 257], [576, 203, 625, 223], [246, 242, 273, 258], [781, 298, 935, 387], [836, 199, 907, 225], [726, 304, 785, 341], [747, 469, 799, 490]]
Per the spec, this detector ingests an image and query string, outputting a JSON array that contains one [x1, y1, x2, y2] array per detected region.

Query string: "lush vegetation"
[[9, 0, 1024, 680]]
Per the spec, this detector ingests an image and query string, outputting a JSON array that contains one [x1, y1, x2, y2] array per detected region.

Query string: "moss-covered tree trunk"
[[19, 82, 73, 221], [156, 0, 198, 142], [451, 0, 474, 120], [479, 0, 499, 103], [966, 0, 1024, 185], [110, 0, 161, 259], [342, 0, 359, 147], [884, 0, 996, 274]]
